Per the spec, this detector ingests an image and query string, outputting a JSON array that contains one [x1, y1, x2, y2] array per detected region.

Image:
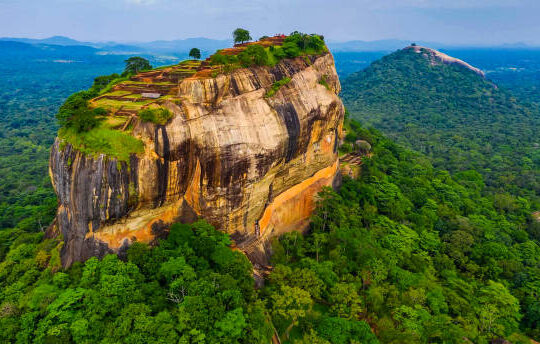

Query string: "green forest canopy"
[[1, 41, 540, 343], [1, 118, 539, 343]]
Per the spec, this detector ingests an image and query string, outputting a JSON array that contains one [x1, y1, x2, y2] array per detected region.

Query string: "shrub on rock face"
[[71, 108, 104, 133], [55, 91, 94, 127], [308, 35, 325, 51], [210, 52, 227, 65], [138, 108, 173, 125], [55, 90, 106, 132], [238, 45, 269, 67], [92, 74, 121, 92], [210, 52, 239, 73], [284, 32, 326, 55], [271, 46, 287, 59], [265, 77, 292, 98], [318, 75, 330, 90], [282, 42, 301, 58]]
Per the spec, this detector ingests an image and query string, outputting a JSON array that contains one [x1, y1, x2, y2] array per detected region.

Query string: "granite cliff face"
[[49, 52, 344, 267]]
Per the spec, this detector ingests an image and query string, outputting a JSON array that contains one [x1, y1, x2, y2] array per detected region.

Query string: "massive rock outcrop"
[[406, 45, 485, 78], [49, 52, 344, 267]]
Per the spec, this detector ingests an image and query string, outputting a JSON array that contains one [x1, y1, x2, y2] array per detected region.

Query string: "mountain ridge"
[[341, 45, 539, 201], [4, 35, 540, 54]]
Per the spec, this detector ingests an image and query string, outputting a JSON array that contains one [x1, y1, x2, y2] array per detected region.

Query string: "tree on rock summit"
[[233, 28, 252, 44], [189, 48, 201, 60], [123, 56, 152, 75]]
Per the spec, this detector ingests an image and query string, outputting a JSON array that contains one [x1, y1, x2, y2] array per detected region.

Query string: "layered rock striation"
[[50, 52, 344, 267]]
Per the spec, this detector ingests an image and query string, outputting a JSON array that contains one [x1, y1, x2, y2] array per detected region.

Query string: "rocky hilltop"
[[405, 45, 485, 77], [49, 36, 344, 267]]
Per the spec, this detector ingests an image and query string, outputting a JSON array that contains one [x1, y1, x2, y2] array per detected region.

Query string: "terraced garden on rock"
[[85, 36, 293, 122], [57, 60, 205, 161], [90, 59, 201, 119], [86, 33, 324, 124], [82, 35, 297, 130], [57, 33, 327, 162]]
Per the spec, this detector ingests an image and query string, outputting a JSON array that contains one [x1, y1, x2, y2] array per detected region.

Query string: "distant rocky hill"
[[405, 45, 485, 77], [341, 45, 539, 200]]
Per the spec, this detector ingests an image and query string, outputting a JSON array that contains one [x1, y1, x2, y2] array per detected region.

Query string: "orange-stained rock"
[[258, 160, 339, 237], [49, 53, 344, 267]]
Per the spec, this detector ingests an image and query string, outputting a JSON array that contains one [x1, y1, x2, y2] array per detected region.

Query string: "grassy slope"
[[59, 120, 144, 162]]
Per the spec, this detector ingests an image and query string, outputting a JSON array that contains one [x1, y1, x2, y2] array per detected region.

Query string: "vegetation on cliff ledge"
[[138, 108, 173, 125], [59, 123, 144, 163], [210, 31, 327, 74], [55, 73, 145, 162], [265, 77, 291, 98]]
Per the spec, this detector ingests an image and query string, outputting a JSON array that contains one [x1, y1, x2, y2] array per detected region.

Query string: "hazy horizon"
[[2, 35, 539, 48], [1, 0, 540, 46]]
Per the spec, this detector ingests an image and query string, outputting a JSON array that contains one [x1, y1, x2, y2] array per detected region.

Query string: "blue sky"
[[1, 0, 539, 45]]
